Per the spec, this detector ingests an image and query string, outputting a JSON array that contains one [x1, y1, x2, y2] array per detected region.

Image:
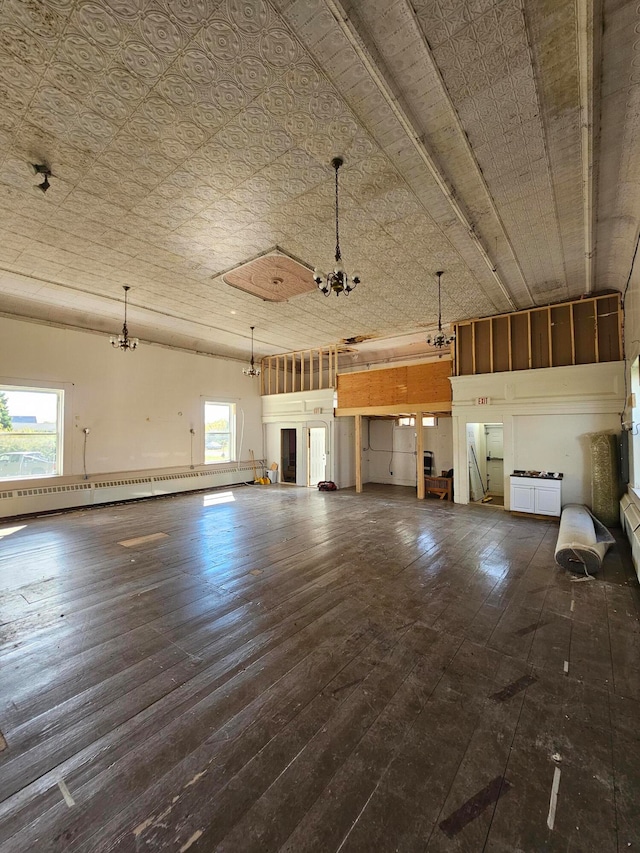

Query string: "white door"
[[308, 427, 326, 486], [485, 424, 504, 495]]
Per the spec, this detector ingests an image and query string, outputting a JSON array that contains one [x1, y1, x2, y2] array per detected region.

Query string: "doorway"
[[484, 424, 504, 497], [281, 429, 297, 483], [307, 427, 327, 487], [467, 422, 504, 506]]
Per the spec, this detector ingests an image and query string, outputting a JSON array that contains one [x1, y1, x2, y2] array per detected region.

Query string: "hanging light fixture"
[[313, 157, 361, 296], [242, 326, 260, 376], [110, 286, 139, 351], [426, 271, 454, 355]]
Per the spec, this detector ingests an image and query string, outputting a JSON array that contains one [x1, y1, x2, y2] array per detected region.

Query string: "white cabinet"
[[510, 476, 562, 517]]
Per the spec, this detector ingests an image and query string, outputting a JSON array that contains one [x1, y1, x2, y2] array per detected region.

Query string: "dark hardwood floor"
[[0, 483, 639, 852]]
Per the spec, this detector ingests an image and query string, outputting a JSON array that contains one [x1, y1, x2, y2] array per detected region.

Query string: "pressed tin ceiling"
[[0, 0, 637, 363]]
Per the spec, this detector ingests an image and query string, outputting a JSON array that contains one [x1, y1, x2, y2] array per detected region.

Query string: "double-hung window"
[[0, 385, 63, 480], [204, 401, 236, 464]]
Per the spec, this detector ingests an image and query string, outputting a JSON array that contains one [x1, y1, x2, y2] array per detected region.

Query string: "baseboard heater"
[[0, 460, 265, 519], [620, 493, 640, 582]]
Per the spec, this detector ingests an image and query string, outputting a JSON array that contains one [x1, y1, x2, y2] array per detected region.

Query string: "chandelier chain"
[[313, 157, 360, 296], [335, 161, 341, 262]]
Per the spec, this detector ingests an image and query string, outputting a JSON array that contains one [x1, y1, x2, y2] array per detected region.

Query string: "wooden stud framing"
[[355, 414, 363, 494], [489, 318, 494, 374], [471, 322, 476, 375], [452, 293, 621, 376], [569, 307, 576, 364], [416, 411, 425, 500]]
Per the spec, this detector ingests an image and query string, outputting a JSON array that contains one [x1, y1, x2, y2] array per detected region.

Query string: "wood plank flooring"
[[0, 483, 639, 852]]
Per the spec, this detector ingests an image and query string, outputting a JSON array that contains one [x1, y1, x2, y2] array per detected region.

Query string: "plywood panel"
[[550, 305, 573, 366], [530, 309, 550, 369], [457, 324, 473, 375], [573, 301, 596, 364], [474, 319, 492, 374], [492, 316, 510, 373], [406, 361, 451, 405], [597, 296, 621, 362], [337, 362, 452, 411], [510, 313, 530, 370]]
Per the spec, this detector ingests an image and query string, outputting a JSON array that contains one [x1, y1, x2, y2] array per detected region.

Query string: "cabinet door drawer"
[[535, 486, 561, 516], [511, 484, 535, 512]]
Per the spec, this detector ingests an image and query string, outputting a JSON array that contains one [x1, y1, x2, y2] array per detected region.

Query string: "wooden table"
[[424, 475, 453, 501]]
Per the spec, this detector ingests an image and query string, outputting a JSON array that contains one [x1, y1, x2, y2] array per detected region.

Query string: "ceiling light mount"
[[426, 271, 454, 356], [110, 286, 139, 351], [313, 157, 361, 297], [242, 326, 260, 376], [31, 163, 52, 193]]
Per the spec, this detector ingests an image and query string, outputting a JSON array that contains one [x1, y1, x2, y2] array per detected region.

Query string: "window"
[[0, 385, 63, 480], [204, 401, 235, 464], [396, 416, 437, 427]]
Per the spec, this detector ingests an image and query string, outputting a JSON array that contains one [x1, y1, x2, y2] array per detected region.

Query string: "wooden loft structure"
[[260, 345, 339, 395], [453, 292, 622, 376], [335, 360, 453, 498]]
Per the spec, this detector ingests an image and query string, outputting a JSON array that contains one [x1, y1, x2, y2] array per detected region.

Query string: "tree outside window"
[[204, 402, 235, 464], [0, 387, 62, 480]]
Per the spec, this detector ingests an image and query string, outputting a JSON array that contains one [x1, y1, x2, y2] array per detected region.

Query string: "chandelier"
[[110, 285, 138, 351], [242, 326, 260, 376], [313, 157, 360, 296], [426, 271, 454, 355]]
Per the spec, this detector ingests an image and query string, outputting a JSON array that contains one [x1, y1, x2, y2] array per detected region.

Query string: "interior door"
[[485, 424, 504, 495], [308, 427, 326, 486], [281, 429, 296, 483]]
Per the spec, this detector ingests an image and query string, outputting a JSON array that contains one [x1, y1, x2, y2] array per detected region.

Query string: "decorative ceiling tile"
[[0, 0, 625, 358]]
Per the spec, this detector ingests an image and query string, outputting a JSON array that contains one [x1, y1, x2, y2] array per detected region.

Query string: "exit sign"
[[476, 397, 491, 405]]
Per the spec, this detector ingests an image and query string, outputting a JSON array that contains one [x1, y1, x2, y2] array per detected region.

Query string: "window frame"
[[0, 379, 69, 481], [203, 399, 237, 464]]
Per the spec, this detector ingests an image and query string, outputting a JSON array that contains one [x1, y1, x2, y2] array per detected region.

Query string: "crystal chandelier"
[[110, 286, 139, 351], [426, 271, 454, 355], [242, 326, 260, 376], [313, 157, 361, 296]]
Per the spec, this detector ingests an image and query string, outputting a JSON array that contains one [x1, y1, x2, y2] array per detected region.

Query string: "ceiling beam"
[[325, 0, 519, 312], [577, 0, 602, 295]]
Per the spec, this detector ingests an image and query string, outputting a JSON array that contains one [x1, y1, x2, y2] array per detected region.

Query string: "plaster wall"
[[451, 362, 624, 508], [261, 388, 356, 488], [365, 418, 453, 486], [0, 316, 263, 480]]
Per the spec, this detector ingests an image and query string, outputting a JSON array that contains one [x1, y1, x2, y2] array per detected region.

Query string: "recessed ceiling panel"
[[222, 250, 315, 302]]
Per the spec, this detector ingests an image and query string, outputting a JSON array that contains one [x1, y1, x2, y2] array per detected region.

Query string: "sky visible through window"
[[4, 390, 58, 423]]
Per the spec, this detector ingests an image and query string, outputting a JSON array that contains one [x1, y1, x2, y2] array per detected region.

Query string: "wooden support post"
[[416, 411, 425, 499], [355, 414, 363, 494]]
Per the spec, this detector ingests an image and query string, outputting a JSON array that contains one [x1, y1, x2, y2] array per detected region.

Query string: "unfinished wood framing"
[[355, 414, 363, 494], [261, 345, 339, 396], [416, 410, 425, 500], [454, 293, 622, 376]]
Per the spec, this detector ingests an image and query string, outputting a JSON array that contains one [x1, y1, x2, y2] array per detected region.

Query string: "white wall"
[[424, 418, 453, 477], [364, 418, 453, 487], [0, 316, 263, 480], [262, 389, 357, 487], [451, 362, 624, 508]]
